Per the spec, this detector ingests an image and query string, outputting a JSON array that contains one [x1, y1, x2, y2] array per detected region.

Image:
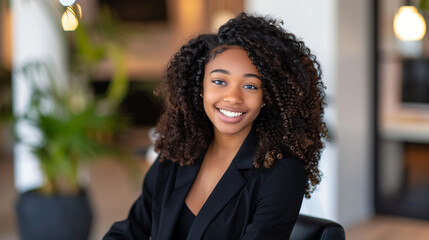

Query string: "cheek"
[[248, 95, 263, 118], [203, 84, 220, 104], [202, 88, 215, 114], [202, 79, 213, 99], [250, 93, 264, 108]]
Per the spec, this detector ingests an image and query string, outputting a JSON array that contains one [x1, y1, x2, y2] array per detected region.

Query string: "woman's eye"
[[212, 80, 226, 85], [243, 85, 258, 90]]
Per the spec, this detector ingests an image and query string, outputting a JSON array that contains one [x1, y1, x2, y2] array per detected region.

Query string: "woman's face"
[[203, 47, 263, 137]]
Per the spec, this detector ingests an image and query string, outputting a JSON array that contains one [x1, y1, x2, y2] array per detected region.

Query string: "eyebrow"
[[210, 69, 261, 80]]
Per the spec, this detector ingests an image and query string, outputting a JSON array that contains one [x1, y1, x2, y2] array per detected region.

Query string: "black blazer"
[[104, 129, 306, 240]]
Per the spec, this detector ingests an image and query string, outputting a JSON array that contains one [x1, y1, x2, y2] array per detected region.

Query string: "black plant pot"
[[16, 189, 93, 240]]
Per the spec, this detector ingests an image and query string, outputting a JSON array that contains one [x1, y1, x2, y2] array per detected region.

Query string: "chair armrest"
[[290, 214, 345, 240]]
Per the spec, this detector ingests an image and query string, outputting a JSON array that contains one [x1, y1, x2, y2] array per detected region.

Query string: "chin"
[[214, 123, 252, 136]]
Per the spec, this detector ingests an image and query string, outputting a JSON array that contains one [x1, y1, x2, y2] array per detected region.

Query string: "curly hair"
[[154, 12, 328, 198]]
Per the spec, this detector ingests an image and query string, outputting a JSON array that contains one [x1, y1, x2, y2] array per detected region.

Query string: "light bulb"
[[59, 0, 76, 7], [62, 7, 79, 31], [393, 6, 426, 41]]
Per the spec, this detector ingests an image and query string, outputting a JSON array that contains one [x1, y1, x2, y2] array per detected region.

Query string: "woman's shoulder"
[[253, 156, 306, 190], [273, 156, 305, 176], [144, 155, 176, 181]]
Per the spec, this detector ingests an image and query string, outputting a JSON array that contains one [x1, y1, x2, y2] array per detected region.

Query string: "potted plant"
[[14, 9, 130, 239], [14, 59, 126, 239]]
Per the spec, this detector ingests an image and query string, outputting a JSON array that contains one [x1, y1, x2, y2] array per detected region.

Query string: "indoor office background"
[[1, 0, 429, 239]]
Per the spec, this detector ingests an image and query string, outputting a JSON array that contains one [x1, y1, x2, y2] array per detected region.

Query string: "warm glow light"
[[74, 3, 82, 19], [211, 10, 235, 32], [59, 0, 76, 7], [393, 6, 426, 41], [61, 7, 79, 31]]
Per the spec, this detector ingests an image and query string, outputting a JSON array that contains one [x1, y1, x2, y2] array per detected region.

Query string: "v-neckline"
[[185, 155, 234, 216], [184, 203, 196, 217]]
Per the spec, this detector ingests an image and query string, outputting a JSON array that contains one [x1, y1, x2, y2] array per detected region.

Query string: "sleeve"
[[241, 157, 306, 240], [103, 157, 160, 240]]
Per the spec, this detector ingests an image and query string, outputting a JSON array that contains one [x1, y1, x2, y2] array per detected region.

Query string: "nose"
[[223, 86, 243, 104]]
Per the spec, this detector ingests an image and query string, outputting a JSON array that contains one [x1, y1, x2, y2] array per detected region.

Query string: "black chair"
[[290, 214, 345, 240]]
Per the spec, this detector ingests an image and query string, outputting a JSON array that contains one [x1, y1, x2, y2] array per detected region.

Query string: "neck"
[[209, 126, 252, 158]]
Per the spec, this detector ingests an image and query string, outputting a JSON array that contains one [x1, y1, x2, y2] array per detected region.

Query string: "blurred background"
[[1, 0, 429, 239]]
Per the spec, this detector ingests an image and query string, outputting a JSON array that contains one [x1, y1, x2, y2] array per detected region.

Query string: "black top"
[[173, 204, 196, 239]]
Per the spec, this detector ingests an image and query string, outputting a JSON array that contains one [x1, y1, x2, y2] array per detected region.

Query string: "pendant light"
[[61, 4, 82, 31], [393, 1, 426, 41]]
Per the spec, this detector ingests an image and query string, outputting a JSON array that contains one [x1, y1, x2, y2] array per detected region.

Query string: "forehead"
[[205, 47, 260, 74]]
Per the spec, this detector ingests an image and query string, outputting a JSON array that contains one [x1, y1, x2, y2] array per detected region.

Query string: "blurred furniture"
[[290, 214, 345, 240]]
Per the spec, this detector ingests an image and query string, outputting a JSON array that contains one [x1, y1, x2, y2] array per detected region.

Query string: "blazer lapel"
[[187, 129, 257, 240], [157, 153, 204, 240]]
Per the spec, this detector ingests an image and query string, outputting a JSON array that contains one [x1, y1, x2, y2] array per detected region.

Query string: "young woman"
[[104, 12, 327, 240]]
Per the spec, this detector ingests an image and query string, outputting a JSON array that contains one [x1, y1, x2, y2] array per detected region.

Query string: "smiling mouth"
[[219, 108, 244, 118]]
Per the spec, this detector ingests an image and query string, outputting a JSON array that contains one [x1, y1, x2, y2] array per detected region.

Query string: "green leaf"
[[74, 24, 104, 64], [106, 43, 128, 106]]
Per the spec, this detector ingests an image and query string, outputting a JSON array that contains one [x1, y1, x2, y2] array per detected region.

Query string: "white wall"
[[336, 0, 373, 226], [12, 0, 68, 192], [245, 0, 373, 227]]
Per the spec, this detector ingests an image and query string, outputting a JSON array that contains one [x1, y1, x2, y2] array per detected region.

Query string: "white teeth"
[[219, 109, 243, 117]]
